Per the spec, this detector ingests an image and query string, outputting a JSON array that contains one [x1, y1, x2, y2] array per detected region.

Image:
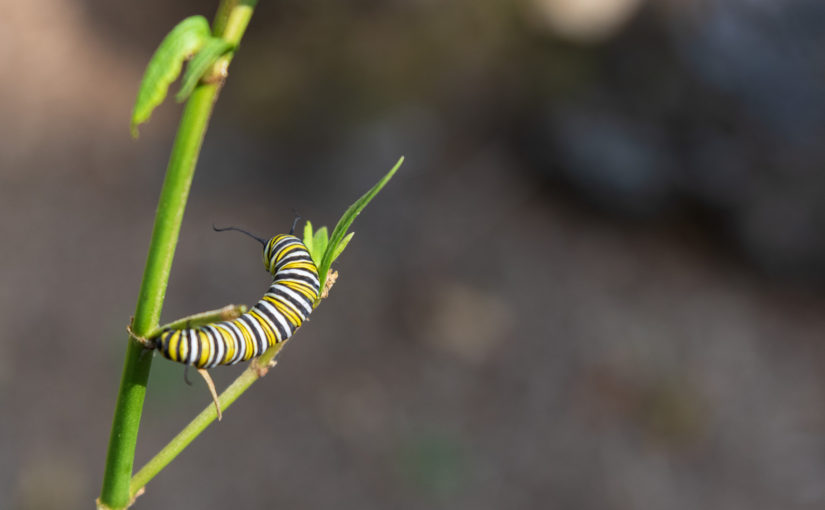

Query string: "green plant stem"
[[99, 3, 256, 508], [220, 0, 257, 42], [100, 81, 219, 510], [130, 343, 282, 498]]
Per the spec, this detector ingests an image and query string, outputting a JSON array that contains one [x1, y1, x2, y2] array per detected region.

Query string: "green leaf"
[[130, 15, 211, 138], [175, 37, 235, 103], [303, 220, 315, 256], [303, 221, 325, 266], [331, 232, 354, 263], [312, 226, 329, 265], [317, 156, 403, 287]]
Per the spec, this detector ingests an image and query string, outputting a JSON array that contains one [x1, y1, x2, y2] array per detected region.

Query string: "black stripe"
[[213, 325, 229, 366], [226, 322, 244, 364], [272, 235, 298, 249], [254, 302, 289, 342], [255, 301, 291, 341], [160, 330, 172, 359], [218, 323, 235, 364], [274, 253, 313, 271], [177, 330, 186, 363], [268, 285, 312, 318], [270, 237, 299, 257], [274, 271, 319, 288], [251, 309, 277, 348], [202, 326, 217, 368], [239, 315, 265, 358], [215, 326, 229, 366]]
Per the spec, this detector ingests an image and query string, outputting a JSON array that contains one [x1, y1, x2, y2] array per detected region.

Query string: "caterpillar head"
[[263, 234, 301, 275]]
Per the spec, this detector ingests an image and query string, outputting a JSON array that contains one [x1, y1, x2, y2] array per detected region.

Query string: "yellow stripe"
[[167, 331, 181, 362], [234, 319, 254, 362], [212, 327, 226, 365], [216, 324, 236, 364], [275, 243, 303, 262], [282, 280, 319, 301], [281, 260, 317, 272], [249, 309, 276, 347], [179, 330, 189, 363], [197, 330, 211, 368], [262, 295, 302, 326]]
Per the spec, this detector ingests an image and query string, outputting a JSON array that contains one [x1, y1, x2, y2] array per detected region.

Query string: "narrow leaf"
[[310, 227, 329, 266], [130, 16, 211, 137], [331, 232, 354, 263], [176, 38, 235, 102], [318, 156, 403, 286], [312, 227, 329, 255], [303, 220, 315, 256]]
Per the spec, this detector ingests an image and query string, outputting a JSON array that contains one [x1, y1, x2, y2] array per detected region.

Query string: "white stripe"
[[243, 314, 268, 356], [271, 237, 299, 252], [277, 250, 308, 262], [190, 329, 201, 366], [230, 319, 249, 365], [224, 321, 246, 365], [274, 252, 310, 271], [211, 324, 229, 367], [186, 329, 199, 366], [256, 299, 292, 341], [203, 325, 221, 367], [276, 268, 320, 289], [268, 239, 299, 263], [234, 320, 252, 364], [265, 289, 307, 319], [180, 330, 191, 364], [253, 300, 283, 342], [269, 284, 313, 317]]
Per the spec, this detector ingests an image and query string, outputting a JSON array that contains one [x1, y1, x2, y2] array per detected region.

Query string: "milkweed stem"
[[98, 2, 257, 509]]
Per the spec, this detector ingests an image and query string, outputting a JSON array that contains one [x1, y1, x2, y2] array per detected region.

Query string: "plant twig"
[[129, 342, 283, 499], [148, 303, 248, 338]]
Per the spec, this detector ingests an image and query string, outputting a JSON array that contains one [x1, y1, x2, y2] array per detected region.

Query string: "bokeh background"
[[2, 0, 825, 508]]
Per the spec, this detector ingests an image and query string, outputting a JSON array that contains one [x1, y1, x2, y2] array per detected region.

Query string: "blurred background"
[[2, 0, 825, 508]]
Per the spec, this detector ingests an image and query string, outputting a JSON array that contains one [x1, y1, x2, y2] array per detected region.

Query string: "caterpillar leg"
[[197, 369, 222, 421]]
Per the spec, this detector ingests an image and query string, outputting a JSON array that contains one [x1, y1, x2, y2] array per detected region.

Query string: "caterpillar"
[[151, 227, 320, 369]]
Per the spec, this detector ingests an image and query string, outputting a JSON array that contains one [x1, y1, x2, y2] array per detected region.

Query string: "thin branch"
[[129, 341, 283, 498]]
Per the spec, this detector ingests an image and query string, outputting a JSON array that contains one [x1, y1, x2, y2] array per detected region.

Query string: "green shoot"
[[303, 156, 404, 291]]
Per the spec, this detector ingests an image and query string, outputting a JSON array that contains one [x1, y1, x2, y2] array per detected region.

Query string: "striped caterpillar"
[[149, 226, 320, 369]]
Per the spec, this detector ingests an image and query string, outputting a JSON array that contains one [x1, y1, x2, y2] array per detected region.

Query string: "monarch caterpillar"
[[150, 225, 320, 369]]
